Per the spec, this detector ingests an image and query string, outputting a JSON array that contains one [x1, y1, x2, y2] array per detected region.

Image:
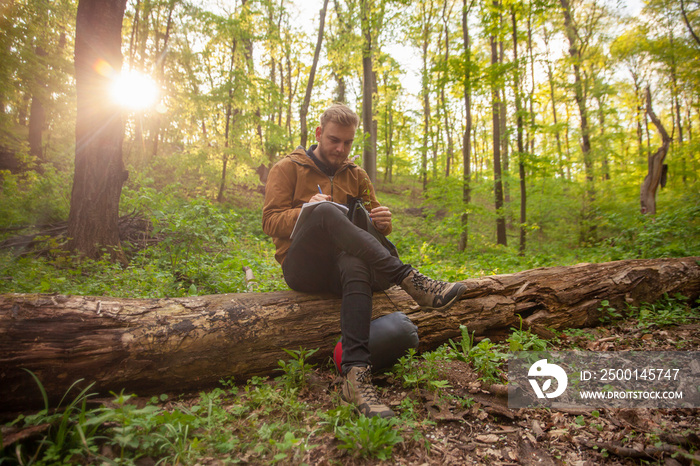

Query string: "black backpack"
[[346, 196, 399, 258]]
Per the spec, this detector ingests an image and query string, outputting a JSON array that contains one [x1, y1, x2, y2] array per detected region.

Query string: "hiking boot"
[[400, 270, 467, 311], [341, 366, 395, 419]]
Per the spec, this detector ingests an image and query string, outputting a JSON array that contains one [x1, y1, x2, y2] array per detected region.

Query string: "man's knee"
[[337, 254, 372, 290], [308, 202, 349, 227]]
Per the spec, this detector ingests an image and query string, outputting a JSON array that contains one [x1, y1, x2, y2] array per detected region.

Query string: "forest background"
[[0, 0, 699, 298]]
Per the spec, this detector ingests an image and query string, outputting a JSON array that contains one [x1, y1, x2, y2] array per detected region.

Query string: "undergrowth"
[[1, 173, 698, 298]]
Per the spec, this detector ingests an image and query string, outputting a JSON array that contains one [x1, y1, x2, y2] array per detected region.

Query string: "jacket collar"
[[287, 146, 356, 173]]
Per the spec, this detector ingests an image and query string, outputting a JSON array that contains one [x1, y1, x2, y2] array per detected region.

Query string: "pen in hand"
[[317, 185, 323, 194]]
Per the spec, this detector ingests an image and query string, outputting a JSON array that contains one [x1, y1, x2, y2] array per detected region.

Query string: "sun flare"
[[110, 71, 159, 110]]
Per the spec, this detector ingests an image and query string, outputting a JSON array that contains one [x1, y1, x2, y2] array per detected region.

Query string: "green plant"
[[507, 317, 548, 352], [335, 415, 403, 460], [563, 328, 596, 341], [469, 339, 507, 384], [276, 347, 319, 391], [598, 299, 622, 323], [390, 348, 450, 392], [11, 371, 101, 464], [268, 431, 318, 464], [448, 324, 476, 358], [448, 326, 507, 384], [634, 294, 697, 328]]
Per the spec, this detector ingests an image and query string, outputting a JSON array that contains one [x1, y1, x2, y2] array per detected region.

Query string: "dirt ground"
[[3, 318, 698, 465], [294, 319, 700, 466]]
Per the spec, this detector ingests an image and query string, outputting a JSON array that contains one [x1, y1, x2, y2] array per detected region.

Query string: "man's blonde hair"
[[320, 103, 360, 129]]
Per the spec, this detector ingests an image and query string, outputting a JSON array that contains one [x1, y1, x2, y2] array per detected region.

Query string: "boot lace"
[[356, 367, 382, 405], [411, 272, 444, 294]]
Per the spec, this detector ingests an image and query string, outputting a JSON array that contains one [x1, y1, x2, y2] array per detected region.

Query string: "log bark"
[[1, 257, 699, 412]]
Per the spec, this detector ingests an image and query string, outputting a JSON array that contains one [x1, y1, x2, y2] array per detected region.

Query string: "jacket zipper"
[[292, 156, 351, 202]]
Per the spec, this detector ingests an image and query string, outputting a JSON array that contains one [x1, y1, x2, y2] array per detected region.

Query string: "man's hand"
[[309, 193, 331, 203], [369, 206, 392, 231]]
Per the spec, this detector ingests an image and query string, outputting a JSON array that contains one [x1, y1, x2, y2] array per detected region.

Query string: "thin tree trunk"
[[383, 72, 394, 183], [361, 0, 378, 183], [526, 10, 535, 158], [299, 0, 329, 149], [680, 0, 700, 47], [218, 38, 237, 203], [597, 94, 610, 180], [491, 29, 507, 246], [28, 45, 48, 163], [150, 0, 176, 160], [559, 0, 594, 241], [498, 24, 509, 206], [421, 39, 430, 191], [641, 87, 671, 215], [441, 0, 453, 177], [127, 0, 141, 69], [459, 0, 474, 252], [512, 9, 526, 255]]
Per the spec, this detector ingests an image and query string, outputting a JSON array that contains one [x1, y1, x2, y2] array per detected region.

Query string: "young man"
[[262, 103, 466, 418]]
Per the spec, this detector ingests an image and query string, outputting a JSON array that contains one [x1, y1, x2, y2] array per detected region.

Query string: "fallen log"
[[1, 257, 699, 412]]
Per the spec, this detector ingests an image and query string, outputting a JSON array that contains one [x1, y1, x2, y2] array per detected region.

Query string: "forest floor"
[[285, 319, 700, 466], [158, 314, 699, 466], [3, 304, 698, 465]]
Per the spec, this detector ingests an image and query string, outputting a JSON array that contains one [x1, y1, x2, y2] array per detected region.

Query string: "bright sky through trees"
[[110, 70, 159, 110]]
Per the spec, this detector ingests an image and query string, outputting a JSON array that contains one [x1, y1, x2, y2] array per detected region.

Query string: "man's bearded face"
[[315, 121, 356, 171]]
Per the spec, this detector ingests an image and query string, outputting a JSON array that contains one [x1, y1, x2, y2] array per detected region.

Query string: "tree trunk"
[[512, 9, 526, 255], [440, 0, 453, 178], [680, 0, 700, 47], [459, 0, 474, 252], [641, 87, 671, 215], [490, 31, 507, 247], [66, 0, 129, 264], [559, 0, 595, 240], [3, 258, 697, 413], [421, 40, 430, 191], [149, 0, 176, 160], [361, 0, 377, 183], [299, 0, 329, 149], [218, 37, 237, 203]]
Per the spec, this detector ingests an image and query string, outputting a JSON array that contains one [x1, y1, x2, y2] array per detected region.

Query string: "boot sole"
[[339, 396, 395, 419], [421, 284, 467, 312]]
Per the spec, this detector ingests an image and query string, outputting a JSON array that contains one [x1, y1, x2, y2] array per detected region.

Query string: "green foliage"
[[3, 371, 326, 464], [600, 194, 700, 260], [334, 415, 403, 461], [276, 347, 319, 392], [466, 339, 507, 384], [507, 318, 548, 352], [598, 299, 622, 323], [12, 371, 99, 464], [0, 184, 285, 297], [391, 347, 451, 392], [0, 168, 72, 233], [632, 293, 699, 328], [448, 325, 507, 384]]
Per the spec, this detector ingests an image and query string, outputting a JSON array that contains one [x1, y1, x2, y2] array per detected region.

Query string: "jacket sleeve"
[[262, 160, 301, 239]]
